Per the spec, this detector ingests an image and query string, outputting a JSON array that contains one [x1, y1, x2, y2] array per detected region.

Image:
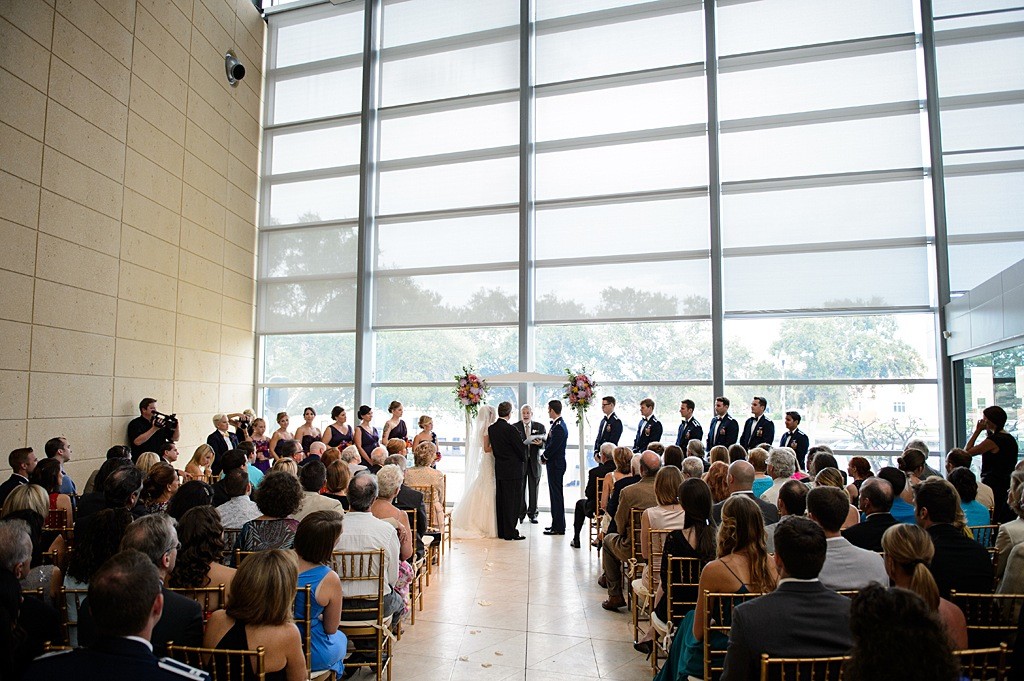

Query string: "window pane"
[[722, 179, 929, 248], [944, 172, 1024, 236], [948, 242, 1024, 293], [536, 321, 713, 381], [258, 279, 357, 333], [260, 387, 354, 432], [380, 40, 518, 107], [720, 114, 925, 182], [537, 0, 656, 21], [378, 157, 518, 215], [940, 104, 1024, 152], [382, 0, 518, 48], [536, 197, 710, 260], [537, 78, 706, 141], [536, 260, 710, 321], [263, 334, 355, 384], [274, 8, 363, 69], [536, 12, 704, 84], [268, 176, 360, 225], [379, 101, 518, 161], [272, 68, 363, 125], [262, 226, 358, 279], [724, 314, 937, 381], [375, 327, 518, 382], [376, 214, 518, 271], [270, 124, 361, 175], [536, 138, 708, 200], [374, 270, 518, 327], [961, 344, 1024, 451], [723, 246, 932, 312], [937, 38, 1024, 97]]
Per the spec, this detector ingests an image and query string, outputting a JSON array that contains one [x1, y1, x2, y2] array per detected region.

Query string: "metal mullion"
[[598, 379, 713, 387], [535, 249, 710, 269], [377, 261, 520, 278], [370, 381, 465, 389], [258, 328, 356, 336], [259, 218, 359, 235], [935, 6, 1024, 21], [719, 33, 917, 72], [261, 272, 358, 285], [379, 89, 519, 119], [535, 124, 707, 153], [722, 167, 927, 194], [705, 0, 725, 401], [376, 202, 521, 224], [380, 25, 520, 61], [934, 20, 1024, 45], [724, 305, 936, 318], [724, 236, 932, 259], [255, 382, 356, 389], [720, 101, 923, 133], [534, 185, 709, 210], [372, 320, 518, 331], [536, 0, 701, 35], [536, 62, 706, 96], [519, 0, 535, 409], [944, 145, 1024, 156], [268, 164, 361, 185], [264, 111, 363, 133], [724, 378, 939, 386], [271, 53, 365, 80], [377, 145, 520, 172], [534, 315, 710, 326], [947, 230, 1024, 245], [938, 89, 1024, 110], [942, 159, 1024, 175]]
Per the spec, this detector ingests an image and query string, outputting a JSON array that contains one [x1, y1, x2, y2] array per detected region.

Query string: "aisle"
[[386, 524, 653, 681]]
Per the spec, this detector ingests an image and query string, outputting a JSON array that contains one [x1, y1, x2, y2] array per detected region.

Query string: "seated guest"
[[764, 479, 808, 553], [157, 441, 179, 466], [321, 446, 342, 470], [878, 466, 917, 524], [897, 448, 930, 504], [997, 542, 1024, 594], [273, 457, 299, 477], [915, 477, 994, 597], [79, 514, 204, 655], [135, 452, 160, 477], [62, 508, 132, 646], [846, 456, 873, 507], [276, 438, 303, 464], [748, 448, 772, 498], [403, 442, 445, 526], [906, 438, 943, 480], [291, 460, 343, 522], [685, 440, 705, 461], [75, 460, 133, 519], [236, 440, 264, 489], [215, 468, 261, 529], [806, 446, 839, 478], [815, 467, 861, 529], [721, 516, 852, 680], [1, 485, 65, 604], [995, 470, 1024, 578], [842, 583, 959, 681], [385, 438, 407, 458], [43, 437, 76, 496], [605, 453, 643, 531], [294, 511, 347, 677], [681, 455, 704, 480], [663, 445, 684, 469], [24, 549, 206, 681], [370, 465, 414, 562], [81, 445, 131, 496], [727, 444, 747, 463], [168, 506, 236, 607], [0, 520, 61, 678], [0, 448, 36, 509], [807, 486, 887, 590], [599, 446, 635, 526], [842, 476, 898, 552], [204, 550, 306, 680], [340, 445, 367, 476], [207, 413, 239, 476], [708, 445, 729, 465], [236, 470, 303, 552], [211, 450, 247, 506], [759, 447, 796, 505], [305, 440, 328, 464], [703, 460, 730, 503], [323, 461, 351, 510], [184, 444, 214, 483], [139, 462, 179, 514], [711, 461, 779, 525], [387, 455, 428, 555], [640, 466, 687, 591], [166, 480, 214, 521], [946, 447, 994, 510], [368, 446, 388, 475], [948, 466, 990, 527], [28, 458, 74, 521], [881, 523, 967, 649], [572, 442, 616, 549]]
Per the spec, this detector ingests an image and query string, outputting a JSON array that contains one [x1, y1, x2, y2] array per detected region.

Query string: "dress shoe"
[[569, 538, 581, 548], [544, 526, 552, 531], [513, 534, 526, 540], [602, 595, 626, 611], [530, 517, 539, 524], [597, 574, 608, 588], [634, 641, 653, 655], [543, 529, 564, 535]]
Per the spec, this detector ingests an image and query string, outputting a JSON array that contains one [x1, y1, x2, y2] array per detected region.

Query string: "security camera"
[[225, 51, 245, 86]]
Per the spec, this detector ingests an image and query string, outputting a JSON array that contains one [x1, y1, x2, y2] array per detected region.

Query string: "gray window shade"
[[258, 280, 357, 334]]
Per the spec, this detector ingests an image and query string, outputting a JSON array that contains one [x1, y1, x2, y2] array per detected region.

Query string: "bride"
[[451, 405, 498, 538]]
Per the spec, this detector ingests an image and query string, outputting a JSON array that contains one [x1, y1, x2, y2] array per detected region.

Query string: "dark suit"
[[78, 587, 203, 656], [706, 414, 739, 449], [0, 474, 28, 509], [544, 417, 569, 533], [206, 430, 239, 476], [24, 636, 209, 681], [514, 419, 546, 521], [721, 580, 853, 681], [675, 418, 703, 448], [841, 512, 898, 552], [489, 418, 527, 540], [712, 491, 779, 526], [633, 415, 663, 452], [740, 415, 775, 450], [395, 484, 429, 559], [927, 523, 995, 598], [594, 412, 623, 449], [574, 459, 616, 541], [780, 428, 810, 470]]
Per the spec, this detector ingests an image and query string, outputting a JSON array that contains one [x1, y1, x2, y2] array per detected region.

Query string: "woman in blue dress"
[[294, 510, 347, 676]]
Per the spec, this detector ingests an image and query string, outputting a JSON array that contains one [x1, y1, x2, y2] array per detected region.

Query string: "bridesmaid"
[[294, 407, 322, 454], [269, 412, 293, 462], [353, 405, 379, 468], [251, 418, 272, 472], [321, 406, 354, 449], [381, 401, 408, 444], [412, 415, 438, 452]]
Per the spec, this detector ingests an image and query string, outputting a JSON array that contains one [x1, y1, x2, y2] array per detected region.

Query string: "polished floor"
[[367, 523, 652, 681]]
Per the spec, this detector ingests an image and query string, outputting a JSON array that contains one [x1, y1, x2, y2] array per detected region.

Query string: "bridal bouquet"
[[454, 366, 488, 418], [564, 367, 596, 425]]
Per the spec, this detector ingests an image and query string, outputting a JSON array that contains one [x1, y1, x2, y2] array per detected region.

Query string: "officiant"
[[515, 405, 546, 524]]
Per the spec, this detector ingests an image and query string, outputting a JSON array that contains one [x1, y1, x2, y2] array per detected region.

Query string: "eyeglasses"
[[164, 542, 181, 554]]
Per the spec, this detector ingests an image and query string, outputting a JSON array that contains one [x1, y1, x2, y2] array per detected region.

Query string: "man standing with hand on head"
[[543, 400, 569, 536]]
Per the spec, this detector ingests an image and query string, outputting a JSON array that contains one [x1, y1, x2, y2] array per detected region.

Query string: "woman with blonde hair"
[[404, 441, 445, 527], [412, 414, 438, 452], [1, 484, 65, 604], [995, 470, 1024, 578], [251, 417, 272, 472], [703, 460, 730, 503], [814, 467, 861, 529], [184, 444, 214, 482], [204, 549, 306, 681], [882, 523, 967, 649], [135, 451, 160, 476], [269, 411, 293, 462]]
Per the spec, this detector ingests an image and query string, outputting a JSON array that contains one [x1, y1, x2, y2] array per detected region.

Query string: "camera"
[[153, 411, 179, 431]]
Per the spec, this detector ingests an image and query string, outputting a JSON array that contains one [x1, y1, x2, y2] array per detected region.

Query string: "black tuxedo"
[[780, 428, 810, 470], [594, 412, 622, 449], [395, 484, 429, 559], [514, 419, 546, 521], [740, 415, 774, 450], [633, 415, 663, 452], [24, 636, 209, 681], [206, 430, 239, 475], [489, 418, 527, 539], [712, 491, 779, 526], [574, 459, 616, 542], [675, 418, 703, 448], [0, 473, 28, 508], [706, 414, 739, 449], [926, 523, 995, 598], [841, 512, 897, 552], [78, 587, 203, 656]]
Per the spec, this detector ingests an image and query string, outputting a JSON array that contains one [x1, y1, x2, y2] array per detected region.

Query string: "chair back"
[[955, 644, 1008, 681], [408, 484, 437, 527], [836, 590, 859, 599], [703, 590, 766, 681], [233, 549, 259, 566], [167, 584, 226, 622], [970, 525, 999, 549], [647, 529, 672, 592], [595, 476, 605, 515], [44, 508, 68, 531], [950, 591, 1024, 649], [628, 508, 645, 562], [292, 584, 314, 676], [59, 585, 89, 647], [331, 549, 387, 624], [758, 653, 849, 680], [663, 556, 702, 624], [166, 641, 267, 680]]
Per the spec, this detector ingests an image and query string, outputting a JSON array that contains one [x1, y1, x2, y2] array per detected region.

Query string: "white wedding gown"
[[451, 417, 498, 539]]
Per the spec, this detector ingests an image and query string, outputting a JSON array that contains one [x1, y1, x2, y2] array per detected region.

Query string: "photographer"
[[126, 398, 180, 462], [228, 410, 255, 443]]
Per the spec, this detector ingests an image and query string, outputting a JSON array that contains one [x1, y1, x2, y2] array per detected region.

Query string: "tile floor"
[[358, 524, 652, 681]]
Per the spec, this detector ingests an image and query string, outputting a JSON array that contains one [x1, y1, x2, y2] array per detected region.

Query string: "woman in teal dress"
[[294, 510, 347, 676]]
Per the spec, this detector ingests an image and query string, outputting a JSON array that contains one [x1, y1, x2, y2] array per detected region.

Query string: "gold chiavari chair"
[[703, 590, 767, 681], [955, 644, 1008, 681], [758, 653, 849, 680], [166, 641, 267, 680], [650, 555, 702, 671], [167, 584, 227, 624], [331, 549, 393, 681]]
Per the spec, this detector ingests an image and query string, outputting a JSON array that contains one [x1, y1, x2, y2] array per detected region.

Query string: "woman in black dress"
[[321, 405, 354, 449], [294, 407, 321, 454], [381, 401, 408, 443], [967, 405, 1020, 523]]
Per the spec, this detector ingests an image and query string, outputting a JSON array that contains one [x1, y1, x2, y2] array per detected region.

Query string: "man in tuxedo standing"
[[489, 402, 527, 541], [740, 396, 774, 450], [632, 398, 662, 452], [514, 405, 546, 524], [675, 399, 703, 448], [594, 396, 623, 451], [779, 410, 810, 472], [707, 396, 739, 450], [543, 400, 569, 536]]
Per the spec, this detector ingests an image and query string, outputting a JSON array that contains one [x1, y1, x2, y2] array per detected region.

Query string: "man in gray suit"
[[807, 486, 888, 591], [721, 517, 853, 680]]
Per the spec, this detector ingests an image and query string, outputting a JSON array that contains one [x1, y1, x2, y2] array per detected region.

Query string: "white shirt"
[[216, 495, 261, 530], [334, 511, 400, 597], [123, 635, 153, 652], [221, 432, 233, 449]]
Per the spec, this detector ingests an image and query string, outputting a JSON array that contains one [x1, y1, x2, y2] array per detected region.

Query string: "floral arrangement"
[[454, 366, 488, 418], [563, 367, 596, 425]]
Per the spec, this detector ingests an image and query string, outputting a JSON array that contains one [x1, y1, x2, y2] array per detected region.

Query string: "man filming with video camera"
[[127, 397, 180, 462]]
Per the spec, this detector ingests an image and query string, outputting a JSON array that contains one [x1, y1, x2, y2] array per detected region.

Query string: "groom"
[[543, 399, 568, 536], [490, 401, 527, 541]]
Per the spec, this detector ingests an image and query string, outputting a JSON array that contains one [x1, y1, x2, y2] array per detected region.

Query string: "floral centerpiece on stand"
[[454, 366, 488, 460], [564, 367, 597, 495]]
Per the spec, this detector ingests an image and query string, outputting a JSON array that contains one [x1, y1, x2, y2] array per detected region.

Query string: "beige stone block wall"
[[0, 0, 263, 482]]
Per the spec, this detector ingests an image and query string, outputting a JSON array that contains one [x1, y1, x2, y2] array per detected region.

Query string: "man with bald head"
[[599, 450, 662, 611], [712, 460, 779, 525], [842, 477, 897, 552]]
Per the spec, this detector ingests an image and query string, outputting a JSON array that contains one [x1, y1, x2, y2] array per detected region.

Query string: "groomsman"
[[543, 400, 569, 536], [780, 410, 810, 471], [706, 396, 739, 450], [594, 396, 623, 450], [740, 396, 775, 450], [675, 399, 703, 448], [514, 405, 546, 524], [633, 398, 663, 452]]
